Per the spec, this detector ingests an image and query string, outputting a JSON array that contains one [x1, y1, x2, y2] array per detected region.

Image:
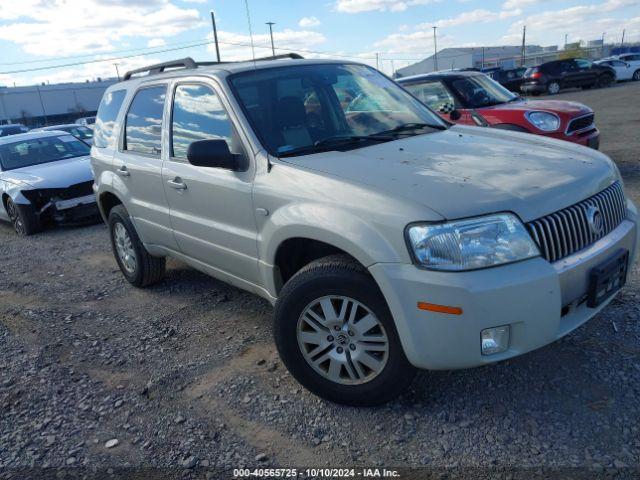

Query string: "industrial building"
[[0, 78, 117, 127], [393, 43, 630, 78]]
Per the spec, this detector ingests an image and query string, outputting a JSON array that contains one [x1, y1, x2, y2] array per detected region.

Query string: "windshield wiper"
[[278, 134, 393, 158], [378, 122, 445, 136]]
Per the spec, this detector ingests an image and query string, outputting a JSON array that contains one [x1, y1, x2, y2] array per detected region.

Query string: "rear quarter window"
[[94, 90, 126, 149]]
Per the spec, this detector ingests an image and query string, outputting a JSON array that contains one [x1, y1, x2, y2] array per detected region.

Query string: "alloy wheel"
[[633, 70, 640, 81], [296, 295, 389, 385], [6, 199, 25, 235], [548, 82, 560, 94], [113, 222, 137, 274]]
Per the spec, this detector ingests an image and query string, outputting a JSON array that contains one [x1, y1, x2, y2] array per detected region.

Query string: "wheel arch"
[[97, 190, 123, 223], [260, 204, 407, 297]]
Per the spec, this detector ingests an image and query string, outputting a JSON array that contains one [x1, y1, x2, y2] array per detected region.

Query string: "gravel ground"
[[1, 81, 639, 479]]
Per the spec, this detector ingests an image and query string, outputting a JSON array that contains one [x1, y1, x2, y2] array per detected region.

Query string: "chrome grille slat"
[[526, 181, 626, 263]]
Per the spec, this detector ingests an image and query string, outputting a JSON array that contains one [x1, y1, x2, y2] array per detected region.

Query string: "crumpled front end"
[[21, 180, 99, 224]]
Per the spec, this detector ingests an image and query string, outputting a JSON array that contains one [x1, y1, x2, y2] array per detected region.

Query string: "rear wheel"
[[274, 255, 416, 406], [547, 81, 560, 94], [632, 69, 640, 81], [5, 198, 41, 236], [108, 204, 165, 287]]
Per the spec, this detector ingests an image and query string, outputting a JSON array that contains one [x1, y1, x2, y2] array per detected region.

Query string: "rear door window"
[[124, 86, 166, 156], [94, 90, 126, 148]]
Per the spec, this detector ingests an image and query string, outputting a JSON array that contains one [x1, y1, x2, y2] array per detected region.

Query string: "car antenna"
[[244, 0, 257, 70]]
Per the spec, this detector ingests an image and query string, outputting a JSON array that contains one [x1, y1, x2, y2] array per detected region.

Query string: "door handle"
[[116, 166, 130, 177], [167, 178, 187, 190]]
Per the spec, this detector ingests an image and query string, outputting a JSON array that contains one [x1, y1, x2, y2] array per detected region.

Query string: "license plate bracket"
[[587, 248, 628, 308]]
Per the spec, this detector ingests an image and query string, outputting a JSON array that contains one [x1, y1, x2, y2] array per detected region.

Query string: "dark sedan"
[[521, 58, 615, 95]]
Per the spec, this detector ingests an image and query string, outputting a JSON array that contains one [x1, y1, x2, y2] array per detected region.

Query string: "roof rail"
[[123, 57, 201, 81], [122, 53, 304, 81]]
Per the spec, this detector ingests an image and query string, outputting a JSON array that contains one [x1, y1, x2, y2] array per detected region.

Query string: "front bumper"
[[48, 194, 99, 223], [369, 203, 638, 370], [544, 127, 600, 149]]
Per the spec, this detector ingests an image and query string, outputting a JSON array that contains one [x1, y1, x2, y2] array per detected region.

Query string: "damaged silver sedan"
[[0, 131, 98, 235]]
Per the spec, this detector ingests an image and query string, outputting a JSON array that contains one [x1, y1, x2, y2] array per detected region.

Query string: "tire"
[[108, 204, 165, 287], [274, 254, 416, 406], [5, 198, 42, 236], [547, 81, 560, 95], [633, 69, 640, 81], [597, 74, 613, 88]]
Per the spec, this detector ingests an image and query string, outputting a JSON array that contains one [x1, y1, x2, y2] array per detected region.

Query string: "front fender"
[[258, 202, 408, 298]]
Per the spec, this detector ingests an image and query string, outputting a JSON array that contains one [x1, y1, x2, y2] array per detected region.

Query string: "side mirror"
[[187, 139, 240, 170], [449, 109, 462, 121]]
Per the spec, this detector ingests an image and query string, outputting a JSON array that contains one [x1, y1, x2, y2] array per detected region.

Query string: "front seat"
[[276, 96, 313, 149]]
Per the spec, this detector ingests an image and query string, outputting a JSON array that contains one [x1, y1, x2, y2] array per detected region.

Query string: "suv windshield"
[[449, 75, 518, 108], [0, 135, 90, 171], [229, 63, 446, 157]]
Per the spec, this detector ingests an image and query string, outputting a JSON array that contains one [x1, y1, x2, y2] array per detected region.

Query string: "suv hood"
[[481, 99, 592, 116], [0, 155, 93, 189], [282, 125, 618, 222]]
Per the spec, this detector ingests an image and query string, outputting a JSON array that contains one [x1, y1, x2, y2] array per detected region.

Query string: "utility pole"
[[376, 52, 379, 69], [113, 63, 120, 81], [432, 27, 438, 72], [391, 59, 395, 77], [601, 32, 606, 57], [564, 33, 568, 49], [210, 10, 221, 62], [620, 28, 625, 49], [36, 85, 48, 126], [521, 25, 526, 67], [481, 47, 485, 69], [266, 21, 276, 57]]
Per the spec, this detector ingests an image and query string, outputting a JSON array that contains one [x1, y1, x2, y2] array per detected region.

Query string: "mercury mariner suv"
[[91, 55, 638, 406]]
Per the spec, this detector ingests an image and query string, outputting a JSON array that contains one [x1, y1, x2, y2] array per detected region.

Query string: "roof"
[[106, 56, 360, 93], [0, 130, 72, 145], [397, 70, 482, 84]]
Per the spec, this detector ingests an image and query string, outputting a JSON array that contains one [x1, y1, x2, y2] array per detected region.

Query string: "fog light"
[[481, 325, 510, 355]]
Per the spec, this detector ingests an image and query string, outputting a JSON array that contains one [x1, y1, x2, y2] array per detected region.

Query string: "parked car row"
[[1, 55, 638, 406], [486, 54, 640, 95]]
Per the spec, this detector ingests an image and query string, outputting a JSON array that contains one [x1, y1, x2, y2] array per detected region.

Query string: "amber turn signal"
[[417, 302, 463, 315]]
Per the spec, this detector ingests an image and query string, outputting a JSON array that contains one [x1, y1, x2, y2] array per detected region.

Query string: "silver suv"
[[91, 56, 638, 406]]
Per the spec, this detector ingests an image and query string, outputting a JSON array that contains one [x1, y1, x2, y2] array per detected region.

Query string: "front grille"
[[566, 113, 594, 134], [57, 181, 94, 200], [526, 181, 626, 263]]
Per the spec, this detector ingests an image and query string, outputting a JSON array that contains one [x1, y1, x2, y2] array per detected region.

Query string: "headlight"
[[406, 214, 539, 271], [525, 111, 560, 131]]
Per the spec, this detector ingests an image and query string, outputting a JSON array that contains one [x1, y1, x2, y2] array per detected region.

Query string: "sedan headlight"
[[406, 214, 539, 271], [525, 111, 560, 131]]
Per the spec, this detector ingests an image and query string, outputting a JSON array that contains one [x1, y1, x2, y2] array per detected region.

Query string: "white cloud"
[[0, 0, 202, 56], [207, 29, 326, 61], [298, 16, 321, 28], [501, 0, 543, 9], [147, 38, 167, 48], [373, 30, 457, 54], [334, 0, 436, 13], [413, 8, 521, 28], [501, 0, 638, 45]]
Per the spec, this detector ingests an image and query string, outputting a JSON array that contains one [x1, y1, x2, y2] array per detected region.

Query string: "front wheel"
[[108, 205, 165, 287], [274, 255, 416, 406], [632, 69, 640, 81], [5, 198, 41, 236]]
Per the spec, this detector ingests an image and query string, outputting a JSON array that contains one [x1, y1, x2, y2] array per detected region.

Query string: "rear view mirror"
[[187, 139, 240, 170]]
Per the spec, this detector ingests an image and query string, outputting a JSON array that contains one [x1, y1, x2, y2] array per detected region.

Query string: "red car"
[[397, 71, 600, 149]]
